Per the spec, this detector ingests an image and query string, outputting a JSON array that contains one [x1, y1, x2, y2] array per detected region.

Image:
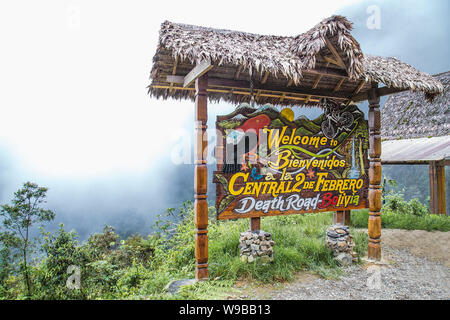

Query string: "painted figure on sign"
[[223, 114, 271, 174], [321, 98, 354, 139]]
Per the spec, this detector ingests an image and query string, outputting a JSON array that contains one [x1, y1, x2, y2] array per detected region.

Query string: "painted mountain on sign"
[[217, 103, 366, 146]]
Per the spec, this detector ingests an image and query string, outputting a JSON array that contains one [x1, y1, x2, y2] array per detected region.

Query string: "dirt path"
[[378, 229, 450, 267], [231, 229, 450, 300]]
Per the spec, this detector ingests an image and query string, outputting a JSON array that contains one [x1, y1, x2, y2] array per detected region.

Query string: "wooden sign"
[[214, 100, 369, 220]]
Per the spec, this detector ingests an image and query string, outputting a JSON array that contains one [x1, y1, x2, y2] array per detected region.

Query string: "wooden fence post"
[[368, 86, 382, 260], [194, 74, 209, 280]]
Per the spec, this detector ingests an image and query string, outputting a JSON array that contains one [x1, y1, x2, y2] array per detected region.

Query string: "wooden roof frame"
[[156, 52, 410, 107]]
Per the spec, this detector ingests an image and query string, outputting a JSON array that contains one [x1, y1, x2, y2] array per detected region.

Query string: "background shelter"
[[148, 15, 444, 280], [381, 71, 450, 215]]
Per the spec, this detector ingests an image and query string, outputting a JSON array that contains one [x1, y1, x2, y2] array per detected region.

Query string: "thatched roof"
[[148, 15, 444, 107], [381, 71, 450, 140]]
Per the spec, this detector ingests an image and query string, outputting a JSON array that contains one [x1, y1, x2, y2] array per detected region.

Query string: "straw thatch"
[[148, 15, 444, 107], [289, 15, 364, 80], [363, 56, 443, 96], [381, 71, 450, 140]]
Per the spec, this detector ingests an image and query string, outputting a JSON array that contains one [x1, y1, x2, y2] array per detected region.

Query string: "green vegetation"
[[351, 209, 450, 232], [383, 164, 450, 214], [351, 191, 450, 231], [0, 183, 369, 300], [0, 182, 55, 298], [1, 181, 448, 300]]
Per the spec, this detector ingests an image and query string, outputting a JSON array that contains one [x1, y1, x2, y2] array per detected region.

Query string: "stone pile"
[[325, 225, 358, 266], [239, 231, 275, 264]]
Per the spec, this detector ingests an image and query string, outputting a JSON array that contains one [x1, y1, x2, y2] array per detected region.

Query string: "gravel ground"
[[233, 233, 450, 301], [259, 247, 450, 300]]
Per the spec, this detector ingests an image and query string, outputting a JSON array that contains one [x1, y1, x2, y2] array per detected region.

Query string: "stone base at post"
[[239, 231, 275, 264], [325, 225, 358, 265]]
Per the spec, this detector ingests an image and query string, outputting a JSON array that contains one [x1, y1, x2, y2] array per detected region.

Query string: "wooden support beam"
[[353, 80, 366, 95], [429, 161, 447, 215], [332, 210, 351, 226], [169, 56, 179, 92], [166, 75, 185, 84], [162, 76, 352, 100], [334, 78, 345, 92], [171, 56, 178, 75], [324, 37, 346, 68], [344, 210, 351, 227], [304, 67, 347, 78], [333, 210, 351, 227], [323, 55, 343, 67], [234, 65, 243, 80], [184, 60, 213, 88], [206, 77, 350, 99], [430, 161, 438, 214], [353, 86, 410, 102], [194, 74, 209, 281], [367, 84, 382, 261], [152, 84, 322, 102], [437, 162, 447, 215], [169, 68, 347, 87], [261, 71, 270, 84], [279, 93, 286, 102], [305, 95, 311, 103], [312, 75, 322, 89], [250, 217, 261, 232], [333, 211, 346, 225]]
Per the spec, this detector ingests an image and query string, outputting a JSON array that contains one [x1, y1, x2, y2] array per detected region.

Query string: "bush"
[[34, 224, 89, 299], [384, 192, 429, 217]]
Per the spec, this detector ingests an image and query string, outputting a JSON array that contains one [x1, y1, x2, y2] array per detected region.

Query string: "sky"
[[0, 0, 448, 237]]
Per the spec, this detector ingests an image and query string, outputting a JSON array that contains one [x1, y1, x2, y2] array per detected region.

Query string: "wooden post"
[[430, 161, 447, 215], [333, 210, 350, 226], [194, 74, 209, 280], [430, 161, 438, 214], [368, 86, 382, 260], [250, 217, 261, 231], [333, 211, 345, 225], [437, 161, 446, 215], [344, 210, 351, 226]]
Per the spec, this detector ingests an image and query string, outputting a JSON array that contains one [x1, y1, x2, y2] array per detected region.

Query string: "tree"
[[0, 182, 55, 298]]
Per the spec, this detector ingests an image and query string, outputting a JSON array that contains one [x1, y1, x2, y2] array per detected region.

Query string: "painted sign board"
[[214, 100, 369, 220]]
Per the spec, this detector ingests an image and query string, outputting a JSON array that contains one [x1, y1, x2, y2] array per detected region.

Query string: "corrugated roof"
[[381, 135, 450, 163]]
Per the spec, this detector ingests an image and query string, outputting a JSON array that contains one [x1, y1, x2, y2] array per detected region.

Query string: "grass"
[[122, 204, 449, 299], [208, 212, 342, 283], [125, 208, 369, 300], [147, 209, 370, 300], [351, 209, 450, 231]]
